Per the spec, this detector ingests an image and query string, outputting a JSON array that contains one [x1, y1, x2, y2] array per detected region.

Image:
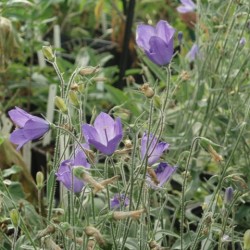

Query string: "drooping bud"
[[244, 229, 250, 250], [41, 236, 61, 250], [84, 226, 105, 247], [79, 66, 100, 76], [36, 224, 56, 240], [68, 90, 80, 107], [224, 187, 233, 205], [54, 96, 68, 114], [94, 175, 120, 194], [199, 137, 223, 162], [73, 167, 104, 192], [147, 167, 160, 185], [42, 46, 55, 62], [70, 83, 79, 91], [113, 209, 145, 220], [140, 83, 155, 98], [9, 209, 19, 228], [36, 171, 44, 189]]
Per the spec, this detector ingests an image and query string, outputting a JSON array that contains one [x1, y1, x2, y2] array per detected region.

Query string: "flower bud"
[[140, 83, 155, 98], [70, 83, 79, 91], [36, 171, 44, 189], [239, 37, 246, 47], [84, 226, 105, 247], [9, 209, 19, 228], [224, 187, 233, 205], [113, 209, 145, 220], [36, 224, 56, 240], [68, 90, 80, 107], [79, 66, 100, 76], [244, 229, 250, 250], [153, 95, 162, 109], [180, 70, 190, 81], [200, 137, 223, 162], [178, 31, 183, 44], [42, 46, 55, 62], [147, 167, 160, 185], [124, 139, 132, 149], [55, 96, 68, 114], [73, 167, 104, 192], [95, 175, 120, 194]]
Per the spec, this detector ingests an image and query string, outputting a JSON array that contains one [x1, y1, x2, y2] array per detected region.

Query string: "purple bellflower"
[[110, 194, 130, 209], [148, 162, 177, 188], [177, 0, 196, 13], [186, 43, 199, 62], [8, 107, 50, 150], [136, 20, 175, 66], [56, 146, 91, 193], [141, 133, 169, 166], [239, 37, 246, 47], [82, 112, 123, 155]]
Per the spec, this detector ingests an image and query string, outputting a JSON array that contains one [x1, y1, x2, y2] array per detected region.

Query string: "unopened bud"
[[244, 229, 250, 250], [68, 90, 80, 107], [73, 167, 104, 192], [153, 95, 161, 109], [239, 37, 246, 47], [224, 187, 234, 205], [9, 209, 19, 228], [36, 171, 44, 189], [55, 96, 67, 114], [113, 209, 145, 220], [42, 46, 55, 62], [79, 66, 100, 76], [140, 83, 154, 98], [124, 139, 132, 149], [200, 137, 223, 162], [70, 83, 79, 91], [84, 226, 105, 247], [94, 175, 120, 194]]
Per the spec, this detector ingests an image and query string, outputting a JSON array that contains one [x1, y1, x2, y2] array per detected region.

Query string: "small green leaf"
[[2, 165, 22, 178]]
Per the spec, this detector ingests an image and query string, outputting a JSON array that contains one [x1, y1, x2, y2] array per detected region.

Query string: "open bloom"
[[141, 133, 169, 166], [136, 20, 175, 66], [186, 43, 199, 62], [177, 0, 196, 13], [56, 146, 91, 193], [8, 107, 50, 150], [110, 194, 130, 209], [82, 112, 123, 155], [148, 162, 177, 188]]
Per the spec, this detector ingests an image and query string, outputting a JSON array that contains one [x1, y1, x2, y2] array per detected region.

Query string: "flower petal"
[[181, 0, 196, 9], [155, 162, 177, 187], [73, 149, 91, 169], [136, 24, 156, 51], [156, 20, 175, 44], [146, 36, 174, 65], [148, 142, 169, 166], [8, 107, 31, 127], [9, 129, 30, 150], [22, 120, 50, 140], [82, 124, 100, 143]]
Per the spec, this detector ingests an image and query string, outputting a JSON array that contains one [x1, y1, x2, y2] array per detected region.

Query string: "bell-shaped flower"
[[82, 112, 123, 155], [136, 20, 175, 66], [8, 107, 50, 150], [177, 0, 196, 13], [56, 146, 91, 193], [186, 43, 199, 62], [148, 162, 177, 188], [141, 132, 169, 166], [110, 194, 130, 209]]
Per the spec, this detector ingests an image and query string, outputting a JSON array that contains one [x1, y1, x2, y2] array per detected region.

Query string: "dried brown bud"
[[94, 175, 120, 194], [207, 145, 223, 162], [180, 71, 190, 81], [140, 83, 155, 98], [147, 167, 160, 185], [70, 83, 79, 91], [84, 226, 105, 247], [79, 66, 100, 76], [113, 209, 145, 220], [124, 139, 132, 149]]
